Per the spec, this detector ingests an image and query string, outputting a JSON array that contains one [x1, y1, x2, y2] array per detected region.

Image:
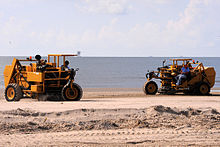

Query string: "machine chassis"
[[4, 54, 83, 101], [144, 59, 216, 95]]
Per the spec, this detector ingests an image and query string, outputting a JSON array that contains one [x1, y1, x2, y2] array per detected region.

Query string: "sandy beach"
[[0, 88, 220, 146]]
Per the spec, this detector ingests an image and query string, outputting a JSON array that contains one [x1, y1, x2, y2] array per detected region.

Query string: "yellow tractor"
[[4, 54, 83, 101], [143, 59, 216, 95]]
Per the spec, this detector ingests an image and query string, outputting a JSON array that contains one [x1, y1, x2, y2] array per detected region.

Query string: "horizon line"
[[0, 55, 220, 58]]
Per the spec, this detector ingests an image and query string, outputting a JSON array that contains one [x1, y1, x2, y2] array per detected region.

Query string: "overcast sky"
[[0, 0, 219, 57]]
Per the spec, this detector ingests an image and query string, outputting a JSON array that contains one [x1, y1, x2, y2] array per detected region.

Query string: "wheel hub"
[[200, 84, 208, 94], [148, 84, 156, 93], [7, 87, 15, 100], [65, 87, 78, 99]]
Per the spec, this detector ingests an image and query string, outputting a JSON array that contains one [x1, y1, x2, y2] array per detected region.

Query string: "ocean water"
[[0, 56, 220, 89]]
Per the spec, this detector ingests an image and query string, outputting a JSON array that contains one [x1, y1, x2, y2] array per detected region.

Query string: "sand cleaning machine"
[[143, 59, 216, 95], [4, 54, 83, 101]]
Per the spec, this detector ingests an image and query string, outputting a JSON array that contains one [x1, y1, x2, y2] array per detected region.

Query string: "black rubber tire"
[[197, 82, 210, 95], [143, 81, 158, 95], [5, 83, 22, 101], [62, 83, 83, 101]]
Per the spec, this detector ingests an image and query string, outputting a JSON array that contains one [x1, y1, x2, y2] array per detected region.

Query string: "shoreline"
[[0, 87, 220, 112]]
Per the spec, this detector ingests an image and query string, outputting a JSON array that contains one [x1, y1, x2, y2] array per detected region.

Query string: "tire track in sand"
[[0, 128, 219, 146]]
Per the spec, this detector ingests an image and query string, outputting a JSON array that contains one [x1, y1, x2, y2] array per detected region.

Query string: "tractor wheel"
[[143, 81, 158, 95], [62, 83, 83, 101], [5, 83, 22, 101], [197, 82, 210, 95]]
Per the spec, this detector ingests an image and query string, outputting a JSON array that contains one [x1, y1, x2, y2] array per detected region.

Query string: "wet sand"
[[0, 88, 220, 146]]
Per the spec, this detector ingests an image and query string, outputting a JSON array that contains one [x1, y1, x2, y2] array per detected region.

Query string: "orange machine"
[[143, 59, 216, 95], [4, 54, 83, 101]]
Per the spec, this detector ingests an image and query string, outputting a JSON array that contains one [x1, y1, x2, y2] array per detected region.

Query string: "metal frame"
[[5, 54, 77, 97]]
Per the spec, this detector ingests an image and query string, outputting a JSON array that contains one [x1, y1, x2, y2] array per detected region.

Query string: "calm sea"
[[0, 57, 219, 89]]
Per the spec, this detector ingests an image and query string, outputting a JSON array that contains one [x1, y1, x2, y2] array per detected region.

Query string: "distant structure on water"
[[77, 51, 81, 57]]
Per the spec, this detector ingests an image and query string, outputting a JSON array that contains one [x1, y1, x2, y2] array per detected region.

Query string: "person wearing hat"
[[175, 63, 190, 86], [61, 60, 70, 71]]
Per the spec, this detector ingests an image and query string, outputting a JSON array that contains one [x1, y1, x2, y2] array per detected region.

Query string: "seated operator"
[[175, 63, 190, 86], [61, 60, 70, 71], [35, 55, 47, 71]]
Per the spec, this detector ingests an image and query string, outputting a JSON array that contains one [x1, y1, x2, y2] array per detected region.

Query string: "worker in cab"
[[61, 60, 70, 71], [175, 63, 190, 86]]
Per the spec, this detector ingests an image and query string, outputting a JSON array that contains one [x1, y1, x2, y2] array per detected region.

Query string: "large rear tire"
[[197, 82, 210, 95], [143, 81, 158, 95], [5, 83, 22, 101], [62, 83, 83, 101]]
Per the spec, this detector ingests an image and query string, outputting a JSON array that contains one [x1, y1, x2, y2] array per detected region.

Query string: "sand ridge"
[[0, 105, 220, 146], [0, 105, 219, 134]]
